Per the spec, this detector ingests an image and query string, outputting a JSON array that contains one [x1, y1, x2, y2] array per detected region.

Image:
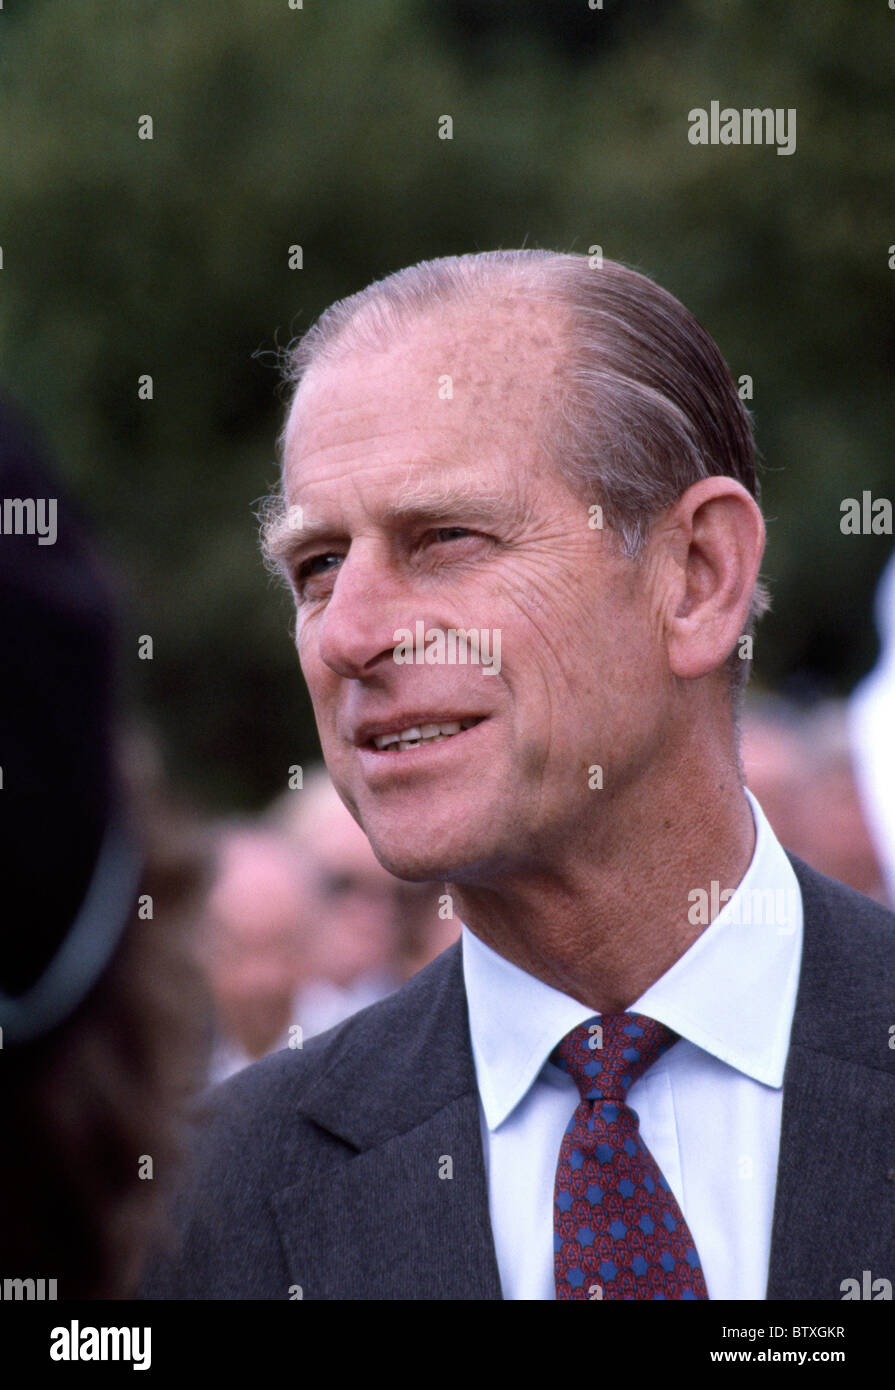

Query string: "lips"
[[353, 714, 485, 750]]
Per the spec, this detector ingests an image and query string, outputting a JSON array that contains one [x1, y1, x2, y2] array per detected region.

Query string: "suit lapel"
[[270, 944, 503, 1299], [272, 1092, 501, 1298], [767, 857, 895, 1299]]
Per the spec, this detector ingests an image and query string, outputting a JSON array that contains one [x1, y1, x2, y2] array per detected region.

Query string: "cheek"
[[296, 633, 333, 707], [295, 615, 314, 668], [501, 568, 607, 675]]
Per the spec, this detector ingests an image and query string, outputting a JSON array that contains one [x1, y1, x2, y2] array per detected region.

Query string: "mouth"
[[362, 716, 486, 754]]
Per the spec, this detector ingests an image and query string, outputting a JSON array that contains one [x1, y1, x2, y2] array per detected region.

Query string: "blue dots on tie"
[[640, 1214, 655, 1234], [557, 1189, 573, 1212], [618, 1179, 635, 1198], [602, 1104, 618, 1125], [586, 1184, 603, 1204], [570, 1151, 584, 1170], [632, 1256, 648, 1276], [600, 1261, 618, 1282], [643, 1174, 656, 1194], [686, 1247, 701, 1268], [568, 1268, 585, 1288], [663, 1212, 677, 1232], [624, 1138, 638, 1157], [596, 1144, 613, 1164], [660, 1252, 676, 1272], [578, 1226, 595, 1247], [609, 1220, 626, 1241]]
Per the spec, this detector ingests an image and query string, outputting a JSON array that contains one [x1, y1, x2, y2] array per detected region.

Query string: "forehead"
[[282, 295, 568, 497]]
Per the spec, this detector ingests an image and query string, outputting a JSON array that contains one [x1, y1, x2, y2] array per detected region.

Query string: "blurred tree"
[[0, 0, 892, 808]]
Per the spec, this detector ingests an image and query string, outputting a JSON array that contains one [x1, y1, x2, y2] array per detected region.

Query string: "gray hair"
[[267, 249, 770, 695]]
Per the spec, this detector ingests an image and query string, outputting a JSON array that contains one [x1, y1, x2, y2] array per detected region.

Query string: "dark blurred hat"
[[0, 395, 137, 1025]]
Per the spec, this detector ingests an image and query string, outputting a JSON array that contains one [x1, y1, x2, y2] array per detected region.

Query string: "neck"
[[450, 754, 755, 1015]]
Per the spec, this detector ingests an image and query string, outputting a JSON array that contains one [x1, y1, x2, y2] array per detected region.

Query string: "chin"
[[366, 839, 458, 883], [363, 819, 490, 884]]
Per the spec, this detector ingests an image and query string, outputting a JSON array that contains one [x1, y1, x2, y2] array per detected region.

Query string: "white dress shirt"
[[461, 790, 803, 1300]]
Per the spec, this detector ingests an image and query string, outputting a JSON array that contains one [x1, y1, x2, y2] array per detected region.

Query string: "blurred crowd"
[[741, 696, 892, 909], [198, 768, 458, 1084]]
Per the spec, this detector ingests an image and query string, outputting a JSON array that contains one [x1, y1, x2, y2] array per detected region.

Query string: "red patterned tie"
[[552, 1012, 708, 1300]]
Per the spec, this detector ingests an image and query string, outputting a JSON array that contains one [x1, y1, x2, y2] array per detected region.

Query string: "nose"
[[314, 540, 408, 680]]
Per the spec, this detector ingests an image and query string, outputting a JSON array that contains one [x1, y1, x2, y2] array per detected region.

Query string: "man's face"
[[279, 298, 673, 884], [203, 834, 307, 1011]]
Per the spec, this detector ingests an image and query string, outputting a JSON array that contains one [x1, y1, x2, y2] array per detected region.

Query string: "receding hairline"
[[279, 258, 574, 459], [274, 248, 749, 502], [273, 260, 578, 542], [281, 250, 574, 392]]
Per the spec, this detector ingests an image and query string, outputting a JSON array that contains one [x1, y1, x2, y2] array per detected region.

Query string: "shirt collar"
[[462, 790, 803, 1131]]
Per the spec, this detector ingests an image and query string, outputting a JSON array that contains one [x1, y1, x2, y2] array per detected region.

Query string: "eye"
[[300, 552, 341, 576], [431, 527, 475, 543], [421, 527, 493, 565], [293, 552, 343, 594]]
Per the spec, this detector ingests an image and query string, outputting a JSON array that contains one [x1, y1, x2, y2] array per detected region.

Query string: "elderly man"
[[201, 824, 313, 1083], [143, 251, 895, 1301]]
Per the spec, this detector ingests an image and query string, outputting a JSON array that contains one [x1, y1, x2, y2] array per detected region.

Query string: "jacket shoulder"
[[139, 943, 469, 1298]]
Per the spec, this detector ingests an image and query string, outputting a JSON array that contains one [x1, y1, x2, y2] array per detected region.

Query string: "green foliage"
[[1, 0, 892, 807]]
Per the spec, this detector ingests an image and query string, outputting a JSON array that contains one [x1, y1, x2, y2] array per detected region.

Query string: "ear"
[[659, 477, 766, 681]]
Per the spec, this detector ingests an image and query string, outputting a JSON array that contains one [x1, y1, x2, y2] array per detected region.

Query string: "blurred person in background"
[[740, 695, 809, 859], [0, 395, 209, 1298], [798, 702, 888, 906], [742, 694, 888, 905], [279, 766, 459, 989], [849, 549, 895, 906], [200, 823, 312, 1083], [200, 778, 457, 1084], [270, 765, 415, 1035]]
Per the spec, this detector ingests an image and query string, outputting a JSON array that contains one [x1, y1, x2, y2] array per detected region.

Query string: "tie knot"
[[552, 1012, 678, 1102]]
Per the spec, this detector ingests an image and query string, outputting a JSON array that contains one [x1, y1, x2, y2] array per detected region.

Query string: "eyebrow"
[[262, 477, 510, 574]]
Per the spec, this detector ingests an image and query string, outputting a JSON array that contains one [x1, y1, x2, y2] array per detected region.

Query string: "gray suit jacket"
[[142, 856, 895, 1300]]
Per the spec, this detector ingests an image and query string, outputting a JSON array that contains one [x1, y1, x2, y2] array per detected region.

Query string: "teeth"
[[372, 719, 474, 751]]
